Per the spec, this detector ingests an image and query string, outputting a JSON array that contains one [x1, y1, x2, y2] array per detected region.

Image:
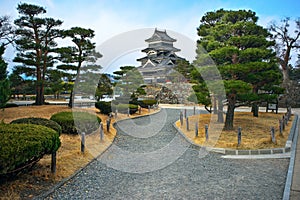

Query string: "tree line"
[[0, 3, 300, 130], [0, 3, 105, 108]]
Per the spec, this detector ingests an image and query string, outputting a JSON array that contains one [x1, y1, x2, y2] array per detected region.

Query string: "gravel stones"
[[45, 109, 289, 200]]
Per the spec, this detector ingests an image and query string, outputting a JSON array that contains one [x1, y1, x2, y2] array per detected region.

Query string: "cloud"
[[3, 0, 300, 72]]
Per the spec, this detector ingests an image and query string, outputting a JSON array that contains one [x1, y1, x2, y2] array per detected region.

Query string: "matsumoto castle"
[[137, 28, 184, 83]]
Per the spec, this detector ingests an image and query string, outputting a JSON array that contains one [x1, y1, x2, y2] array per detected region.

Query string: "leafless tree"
[[269, 17, 300, 83], [0, 15, 15, 46]]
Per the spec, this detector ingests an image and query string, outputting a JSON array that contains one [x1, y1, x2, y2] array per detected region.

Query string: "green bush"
[[138, 99, 158, 108], [4, 103, 18, 108], [0, 124, 60, 176], [95, 101, 112, 115], [10, 117, 62, 135], [95, 101, 138, 115], [113, 104, 138, 114], [50, 111, 101, 134]]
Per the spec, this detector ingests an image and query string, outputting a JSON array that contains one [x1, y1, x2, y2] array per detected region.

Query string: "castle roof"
[[145, 28, 176, 43], [141, 46, 180, 53]]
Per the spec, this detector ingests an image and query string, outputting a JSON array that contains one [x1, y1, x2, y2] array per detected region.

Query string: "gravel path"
[[45, 108, 289, 200]]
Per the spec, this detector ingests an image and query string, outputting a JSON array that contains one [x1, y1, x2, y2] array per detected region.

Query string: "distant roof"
[[141, 46, 180, 53], [145, 28, 176, 43]]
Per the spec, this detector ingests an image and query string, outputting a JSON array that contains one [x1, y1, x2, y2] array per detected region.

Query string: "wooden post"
[[180, 111, 183, 126], [205, 124, 209, 141], [193, 106, 196, 115], [186, 117, 189, 131], [81, 132, 85, 153], [282, 115, 285, 130], [100, 122, 104, 141], [139, 106, 142, 115], [279, 119, 283, 136], [184, 109, 187, 118], [271, 126, 276, 144], [51, 151, 56, 173], [195, 122, 198, 137], [115, 109, 118, 119], [237, 127, 241, 146], [106, 119, 110, 132]]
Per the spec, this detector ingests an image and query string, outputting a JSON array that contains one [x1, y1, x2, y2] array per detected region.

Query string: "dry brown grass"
[[176, 112, 294, 150], [0, 105, 159, 199]]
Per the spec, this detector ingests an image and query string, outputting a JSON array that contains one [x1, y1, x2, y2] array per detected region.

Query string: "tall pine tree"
[[195, 9, 282, 130], [13, 3, 63, 105], [57, 27, 101, 107]]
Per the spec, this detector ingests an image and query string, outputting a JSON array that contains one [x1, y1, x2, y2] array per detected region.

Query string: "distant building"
[[137, 28, 184, 83]]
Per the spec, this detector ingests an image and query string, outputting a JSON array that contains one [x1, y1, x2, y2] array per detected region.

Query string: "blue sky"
[[1, 0, 300, 72]]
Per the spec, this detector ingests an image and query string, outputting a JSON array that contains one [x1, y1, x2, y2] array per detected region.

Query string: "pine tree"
[[0, 45, 10, 109], [195, 9, 282, 130], [13, 3, 63, 105], [57, 27, 101, 107]]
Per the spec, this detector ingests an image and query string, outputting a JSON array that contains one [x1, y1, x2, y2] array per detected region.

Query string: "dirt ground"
[[176, 111, 293, 149]]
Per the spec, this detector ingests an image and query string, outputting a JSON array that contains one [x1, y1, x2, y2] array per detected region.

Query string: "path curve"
[[45, 108, 289, 199]]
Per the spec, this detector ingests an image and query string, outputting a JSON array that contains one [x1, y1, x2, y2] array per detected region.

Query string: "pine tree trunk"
[[213, 96, 217, 114], [217, 97, 224, 123], [224, 94, 236, 130], [252, 104, 259, 117], [68, 90, 74, 108], [35, 67, 43, 105]]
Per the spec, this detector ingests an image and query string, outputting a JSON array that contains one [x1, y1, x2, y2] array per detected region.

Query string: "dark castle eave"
[[145, 28, 176, 43]]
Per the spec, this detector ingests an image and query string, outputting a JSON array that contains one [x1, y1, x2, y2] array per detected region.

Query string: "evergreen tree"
[[13, 3, 63, 105], [113, 66, 144, 98], [9, 68, 26, 99], [57, 27, 101, 107], [173, 59, 194, 81], [195, 9, 282, 130], [0, 45, 10, 109], [95, 74, 113, 101]]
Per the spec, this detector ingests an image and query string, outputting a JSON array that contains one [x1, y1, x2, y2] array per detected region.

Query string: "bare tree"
[[0, 15, 15, 46], [269, 17, 300, 84]]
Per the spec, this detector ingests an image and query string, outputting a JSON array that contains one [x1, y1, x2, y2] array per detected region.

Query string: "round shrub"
[[0, 124, 60, 176], [138, 99, 158, 108], [95, 101, 112, 115], [50, 111, 101, 134], [113, 104, 138, 114], [11, 117, 62, 135]]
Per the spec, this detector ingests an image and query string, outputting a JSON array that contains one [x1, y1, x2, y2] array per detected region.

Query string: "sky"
[[1, 0, 300, 73]]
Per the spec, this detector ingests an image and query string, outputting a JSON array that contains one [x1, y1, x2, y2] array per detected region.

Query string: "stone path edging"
[[174, 114, 299, 158], [283, 114, 299, 200]]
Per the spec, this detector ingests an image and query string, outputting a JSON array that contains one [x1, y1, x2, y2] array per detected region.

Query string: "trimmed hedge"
[[113, 103, 138, 114], [0, 124, 60, 176], [50, 111, 101, 134], [4, 103, 18, 108], [138, 99, 158, 108], [95, 101, 112, 115], [95, 101, 139, 115], [10, 117, 62, 135]]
